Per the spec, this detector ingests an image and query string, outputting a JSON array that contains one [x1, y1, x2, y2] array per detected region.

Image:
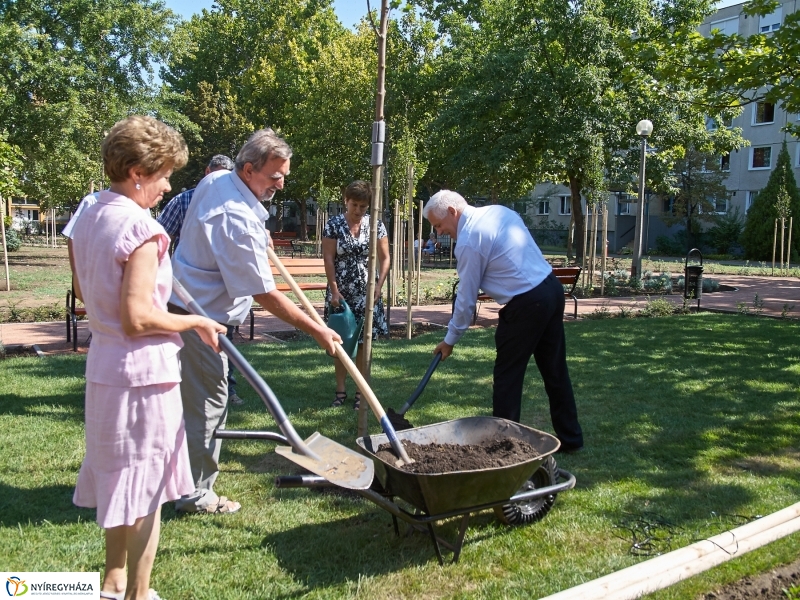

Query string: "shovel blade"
[[275, 432, 374, 490], [387, 407, 414, 431]]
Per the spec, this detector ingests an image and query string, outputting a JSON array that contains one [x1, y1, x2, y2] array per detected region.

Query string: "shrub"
[[638, 297, 676, 317], [707, 208, 744, 255], [3, 228, 20, 252]]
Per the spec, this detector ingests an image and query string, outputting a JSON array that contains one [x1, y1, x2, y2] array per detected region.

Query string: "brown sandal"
[[353, 391, 362, 411], [198, 496, 240, 515]]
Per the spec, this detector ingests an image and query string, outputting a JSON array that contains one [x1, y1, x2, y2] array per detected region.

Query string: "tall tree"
[[694, 0, 800, 135], [416, 0, 744, 261], [0, 0, 178, 210], [660, 148, 732, 250], [741, 141, 800, 260]]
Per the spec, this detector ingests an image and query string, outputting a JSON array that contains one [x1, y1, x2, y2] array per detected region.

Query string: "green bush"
[[707, 208, 744, 255], [3, 228, 20, 252], [638, 296, 676, 317]]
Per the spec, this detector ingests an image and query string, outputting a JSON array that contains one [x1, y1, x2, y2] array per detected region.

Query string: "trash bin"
[[684, 248, 703, 308]]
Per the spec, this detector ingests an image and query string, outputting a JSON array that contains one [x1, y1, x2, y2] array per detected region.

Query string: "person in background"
[[156, 154, 245, 406], [422, 231, 438, 259], [71, 115, 226, 600], [157, 154, 235, 252], [169, 128, 341, 514], [63, 191, 101, 294], [423, 190, 583, 453], [322, 180, 390, 409]]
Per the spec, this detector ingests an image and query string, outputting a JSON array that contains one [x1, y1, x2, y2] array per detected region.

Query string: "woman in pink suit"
[[71, 116, 226, 600]]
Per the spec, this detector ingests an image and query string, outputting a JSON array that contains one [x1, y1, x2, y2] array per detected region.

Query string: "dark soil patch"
[[1, 344, 39, 358], [268, 322, 444, 343], [268, 330, 314, 343], [375, 437, 540, 474], [387, 322, 444, 340], [700, 558, 800, 599]]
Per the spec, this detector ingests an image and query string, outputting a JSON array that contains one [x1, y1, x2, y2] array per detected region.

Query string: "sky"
[[163, 0, 746, 23], [163, 0, 367, 28]]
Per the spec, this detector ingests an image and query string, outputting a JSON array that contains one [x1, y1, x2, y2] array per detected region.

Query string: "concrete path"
[[2, 274, 798, 356]]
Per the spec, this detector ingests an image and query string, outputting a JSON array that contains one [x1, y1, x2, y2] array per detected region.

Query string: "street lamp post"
[[631, 119, 653, 280]]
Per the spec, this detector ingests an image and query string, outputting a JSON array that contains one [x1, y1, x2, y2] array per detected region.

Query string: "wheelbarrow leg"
[[451, 514, 470, 564], [427, 523, 445, 566]]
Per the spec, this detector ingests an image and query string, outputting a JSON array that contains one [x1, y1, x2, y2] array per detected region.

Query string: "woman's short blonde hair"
[[102, 115, 188, 183]]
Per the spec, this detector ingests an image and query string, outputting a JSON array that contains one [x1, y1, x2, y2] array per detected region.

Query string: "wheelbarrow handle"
[[398, 352, 442, 415], [267, 247, 414, 465], [171, 276, 320, 460]]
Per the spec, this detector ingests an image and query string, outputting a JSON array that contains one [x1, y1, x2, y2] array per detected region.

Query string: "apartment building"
[[526, 0, 799, 254]]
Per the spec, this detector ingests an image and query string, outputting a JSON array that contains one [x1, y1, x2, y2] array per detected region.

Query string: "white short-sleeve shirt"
[[170, 170, 275, 325]]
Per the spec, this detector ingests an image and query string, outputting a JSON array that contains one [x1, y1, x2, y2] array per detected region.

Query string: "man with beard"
[[168, 129, 341, 514]]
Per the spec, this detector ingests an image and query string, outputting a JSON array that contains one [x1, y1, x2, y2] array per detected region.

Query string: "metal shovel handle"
[[171, 277, 320, 460], [267, 247, 413, 465], [398, 352, 442, 416]]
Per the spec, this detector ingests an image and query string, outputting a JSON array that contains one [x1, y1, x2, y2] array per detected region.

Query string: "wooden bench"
[[271, 231, 298, 257], [451, 266, 582, 324], [247, 257, 328, 339]]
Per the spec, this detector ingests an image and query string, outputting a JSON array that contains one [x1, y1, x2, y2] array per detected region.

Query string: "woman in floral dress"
[[322, 180, 390, 409]]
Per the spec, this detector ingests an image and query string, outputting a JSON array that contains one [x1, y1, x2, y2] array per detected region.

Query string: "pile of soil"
[[700, 559, 800, 599], [375, 437, 540, 474]]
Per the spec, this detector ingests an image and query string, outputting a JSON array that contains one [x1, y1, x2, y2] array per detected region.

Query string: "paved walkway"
[[2, 275, 798, 355]]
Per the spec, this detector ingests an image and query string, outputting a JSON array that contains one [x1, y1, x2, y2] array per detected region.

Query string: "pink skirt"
[[73, 381, 194, 528]]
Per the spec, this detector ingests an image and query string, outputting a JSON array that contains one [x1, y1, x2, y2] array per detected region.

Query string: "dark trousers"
[[492, 272, 583, 449]]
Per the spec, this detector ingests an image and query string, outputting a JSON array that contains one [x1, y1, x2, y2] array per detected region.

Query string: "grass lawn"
[[2, 313, 800, 599]]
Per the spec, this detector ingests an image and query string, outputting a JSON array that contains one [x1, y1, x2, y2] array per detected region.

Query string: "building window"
[[537, 198, 550, 216], [710, 16, 739, 35], [558, 195, 571, 215], [754, 102, 775, 125], [760, 8, 781, 32], [746, 191, 758, 213], [750, 146, 772, 169], [617, 194, 632, 215], [663, 197, 676, 216], [714, 197, 728, 214], [720, 154, 730, 171]]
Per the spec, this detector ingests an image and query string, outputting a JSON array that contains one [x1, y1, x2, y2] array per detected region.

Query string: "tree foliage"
[[660, 148, 732, 249], [0, 0, 178, 209], [414, 0, 744, 261], [695, 0, 800, 135], [741, 141, 800, 260]]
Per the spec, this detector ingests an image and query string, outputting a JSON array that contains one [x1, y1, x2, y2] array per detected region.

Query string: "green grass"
[[2, 313, 800, 598]]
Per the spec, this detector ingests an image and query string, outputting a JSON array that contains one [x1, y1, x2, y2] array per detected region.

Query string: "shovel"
[[387, 352, 442, 431], [266, 247, 414, 466], [171, 277, 374, 490]]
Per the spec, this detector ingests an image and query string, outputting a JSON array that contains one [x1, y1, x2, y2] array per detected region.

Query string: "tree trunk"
[[275, 198, 284, 232], [298, 198, 308, 241], [569, 175, 585, 263]]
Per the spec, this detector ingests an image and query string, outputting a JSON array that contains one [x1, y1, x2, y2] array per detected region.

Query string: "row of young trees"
[[1, 0, 798, 259]]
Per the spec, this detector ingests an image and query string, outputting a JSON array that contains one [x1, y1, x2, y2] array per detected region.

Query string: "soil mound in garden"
[[375, 437, 540, 474]]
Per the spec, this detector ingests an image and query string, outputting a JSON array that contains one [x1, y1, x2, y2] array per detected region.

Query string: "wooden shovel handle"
[[267, 247, 389, 423]]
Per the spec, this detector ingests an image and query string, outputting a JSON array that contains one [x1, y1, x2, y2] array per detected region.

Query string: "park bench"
[[451, 265, 582, 324], [271, 231, 298, 257], [65, 284, 88, 352], [247, 257, 328, 339]]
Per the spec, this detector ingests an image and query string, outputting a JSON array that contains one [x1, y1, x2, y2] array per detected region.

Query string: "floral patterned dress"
[[323, 213, 389, 340]]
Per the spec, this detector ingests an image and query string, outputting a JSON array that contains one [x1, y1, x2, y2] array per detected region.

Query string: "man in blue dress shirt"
[[158, 154, 235, 251], [423, 190, 583, 453]]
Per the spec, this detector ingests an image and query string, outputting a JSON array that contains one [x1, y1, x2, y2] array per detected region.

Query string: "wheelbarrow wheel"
[[494, 456, 558, 526]]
